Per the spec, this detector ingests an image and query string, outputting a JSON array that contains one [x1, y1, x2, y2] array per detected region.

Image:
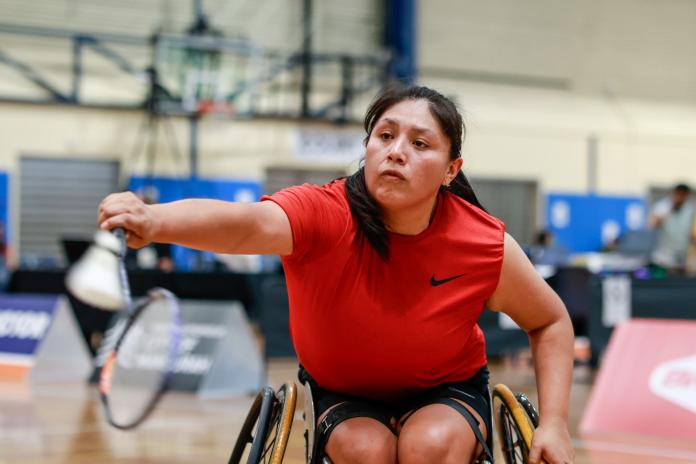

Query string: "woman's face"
[[364, 98, 461, 213]]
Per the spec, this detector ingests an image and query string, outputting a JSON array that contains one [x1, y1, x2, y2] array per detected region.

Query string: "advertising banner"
[[581, 318, 696, 440]]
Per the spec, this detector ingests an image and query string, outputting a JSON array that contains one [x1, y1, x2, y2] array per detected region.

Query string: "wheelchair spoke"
[[500, 406, 527, 463], [493, 386, 541, 464], [260, 406, 280, 462], [261, 433, 277, 461], [230, 383, 297, 464]]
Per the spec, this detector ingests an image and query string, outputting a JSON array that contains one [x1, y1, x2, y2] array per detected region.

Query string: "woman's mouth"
[[380, 169, 406, 181]]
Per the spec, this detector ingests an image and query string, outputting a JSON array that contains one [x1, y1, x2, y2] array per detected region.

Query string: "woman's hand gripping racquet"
[[66, 227, 182, 429]]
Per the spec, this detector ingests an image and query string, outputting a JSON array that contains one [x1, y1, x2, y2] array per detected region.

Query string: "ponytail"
[[446, 171, 486, 212], [345, 167, 390, 260]]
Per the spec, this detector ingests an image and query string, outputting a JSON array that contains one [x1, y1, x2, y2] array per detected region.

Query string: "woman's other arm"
[[487, 232, 575, 464]]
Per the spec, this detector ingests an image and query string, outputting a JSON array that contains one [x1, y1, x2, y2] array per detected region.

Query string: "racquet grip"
[[111, 227, 132, 311], [112, 227, 128, 259]]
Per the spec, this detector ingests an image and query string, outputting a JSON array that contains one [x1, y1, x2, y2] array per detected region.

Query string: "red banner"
[[581, 319, 696, 440]]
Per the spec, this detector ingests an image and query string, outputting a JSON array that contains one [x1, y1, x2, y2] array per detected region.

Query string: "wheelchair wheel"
[[229, 386, 276, 464], [228, 383, 297, 464], [302, 381, 316, 463], [262, 382, 297, 464], [492, 384, 537, 464], [514, 392, 539, 428]]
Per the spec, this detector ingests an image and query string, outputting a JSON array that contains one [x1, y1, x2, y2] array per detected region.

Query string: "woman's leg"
[[397, 400, 487, 464], [300, 366, 397, 464], [322, 410, 397, 464]]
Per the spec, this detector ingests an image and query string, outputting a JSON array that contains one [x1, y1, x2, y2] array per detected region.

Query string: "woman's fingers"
[[529, 423, 575, 464], [528, 441, 542, 464], [97, 192, 153, 248]]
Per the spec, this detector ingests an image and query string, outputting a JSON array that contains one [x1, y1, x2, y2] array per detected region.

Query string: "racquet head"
[[99, 287, 182, 429]]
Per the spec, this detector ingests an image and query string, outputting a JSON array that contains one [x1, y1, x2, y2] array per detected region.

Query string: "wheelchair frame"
[[228, 380, 541, 464], [228, 382, 297, 464]]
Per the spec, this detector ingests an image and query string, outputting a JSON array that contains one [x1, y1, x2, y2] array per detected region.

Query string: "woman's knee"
[[397, 406, 481, 464], [324, 417, 397, 464], [398, 422, 458, 463]]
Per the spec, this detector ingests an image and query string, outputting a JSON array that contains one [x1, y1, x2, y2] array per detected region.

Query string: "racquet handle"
[[112, 227, 128, 258], [111, 227, 132, 312]]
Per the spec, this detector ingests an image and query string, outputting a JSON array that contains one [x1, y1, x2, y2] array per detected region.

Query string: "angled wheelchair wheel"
[[492, 384, 537, 464], [262, 382, 298, 464], [228, 383, 297, 464], [514, 392, 539, 428], [302, 380, 316, 463], [229, 386, 275, 464]]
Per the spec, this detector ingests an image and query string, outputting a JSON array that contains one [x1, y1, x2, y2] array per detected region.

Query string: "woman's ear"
[[445, 157, 463, 185]]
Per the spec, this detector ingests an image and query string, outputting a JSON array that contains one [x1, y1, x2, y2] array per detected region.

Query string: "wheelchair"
[[228, 380, 540, 464]]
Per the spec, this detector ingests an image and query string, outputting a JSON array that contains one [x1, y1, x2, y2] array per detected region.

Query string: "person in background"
[[528, 229, 553, 262], [534, 230, 553, 248], [649, 183, 695, 272], [528, 229, 569, 268]]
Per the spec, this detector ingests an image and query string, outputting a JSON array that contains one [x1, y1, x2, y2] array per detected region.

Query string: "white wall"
[[4, 1, 696, 199], [422, 78, 696, 195], [0, 103, 313, 179], [5, 78, 696, 196], [0, 0, 384, 110], [0, 0, 382, 53], [419, 0, 696, 103]]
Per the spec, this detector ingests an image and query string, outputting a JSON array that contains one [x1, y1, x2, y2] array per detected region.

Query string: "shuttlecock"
[[65, 230, 126, 311]]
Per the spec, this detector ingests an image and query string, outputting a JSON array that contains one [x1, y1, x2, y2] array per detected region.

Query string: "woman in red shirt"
[[99, 85, 574, 464]]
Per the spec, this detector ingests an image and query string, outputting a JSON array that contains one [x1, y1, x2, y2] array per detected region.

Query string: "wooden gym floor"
[[2, 358, 696, 464]]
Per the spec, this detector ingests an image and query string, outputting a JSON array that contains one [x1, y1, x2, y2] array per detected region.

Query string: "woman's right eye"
[[379, 132, 392, 140]]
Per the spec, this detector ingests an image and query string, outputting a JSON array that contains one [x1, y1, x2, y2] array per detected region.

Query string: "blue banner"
[[546, 193, 647, 253], [0, 295, 59, 357], [126, 176, 263, 271], [0, 171, 9, 253], [127, 176, 262, 204]]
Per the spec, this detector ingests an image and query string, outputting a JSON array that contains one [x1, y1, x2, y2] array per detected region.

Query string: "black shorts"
[[298, 365, 492, 451]]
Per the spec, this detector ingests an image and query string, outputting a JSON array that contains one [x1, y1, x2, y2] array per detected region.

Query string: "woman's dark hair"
[[346, 84, 485, 260]]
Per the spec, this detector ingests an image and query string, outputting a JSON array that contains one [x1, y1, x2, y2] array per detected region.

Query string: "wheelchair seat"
[[229, 378, 541, 464]]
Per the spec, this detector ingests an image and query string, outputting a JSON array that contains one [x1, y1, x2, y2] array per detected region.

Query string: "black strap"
[[429, 398, 494, 462], [311, 401, 395, 464]]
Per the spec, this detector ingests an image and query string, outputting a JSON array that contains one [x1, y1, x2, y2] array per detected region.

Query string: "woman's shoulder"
[[286, 177, 346, 196], [269, 178, 349, 209], [444, 192, 505, 234]]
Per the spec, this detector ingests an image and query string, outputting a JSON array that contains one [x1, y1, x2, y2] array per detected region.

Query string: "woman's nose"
[[386, 137, 407, 164]]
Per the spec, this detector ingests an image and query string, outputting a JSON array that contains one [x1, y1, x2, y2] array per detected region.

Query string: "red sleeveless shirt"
[[262, 179, 504, 400]]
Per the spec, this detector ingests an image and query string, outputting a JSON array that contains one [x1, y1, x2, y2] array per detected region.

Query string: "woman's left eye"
[[414, 139, 428, 148]]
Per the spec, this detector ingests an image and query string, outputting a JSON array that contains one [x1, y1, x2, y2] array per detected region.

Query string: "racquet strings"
[[101, 293, 179, 427]]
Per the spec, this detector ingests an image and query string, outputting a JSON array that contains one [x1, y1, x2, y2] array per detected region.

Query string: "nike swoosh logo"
[[430, 273, 467, 286]]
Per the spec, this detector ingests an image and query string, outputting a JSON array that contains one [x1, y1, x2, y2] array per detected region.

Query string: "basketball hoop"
[[196, 100, 236, 120]]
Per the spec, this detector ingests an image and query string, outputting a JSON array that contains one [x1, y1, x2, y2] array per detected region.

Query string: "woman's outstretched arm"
[[98, 191, 293, 255]]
